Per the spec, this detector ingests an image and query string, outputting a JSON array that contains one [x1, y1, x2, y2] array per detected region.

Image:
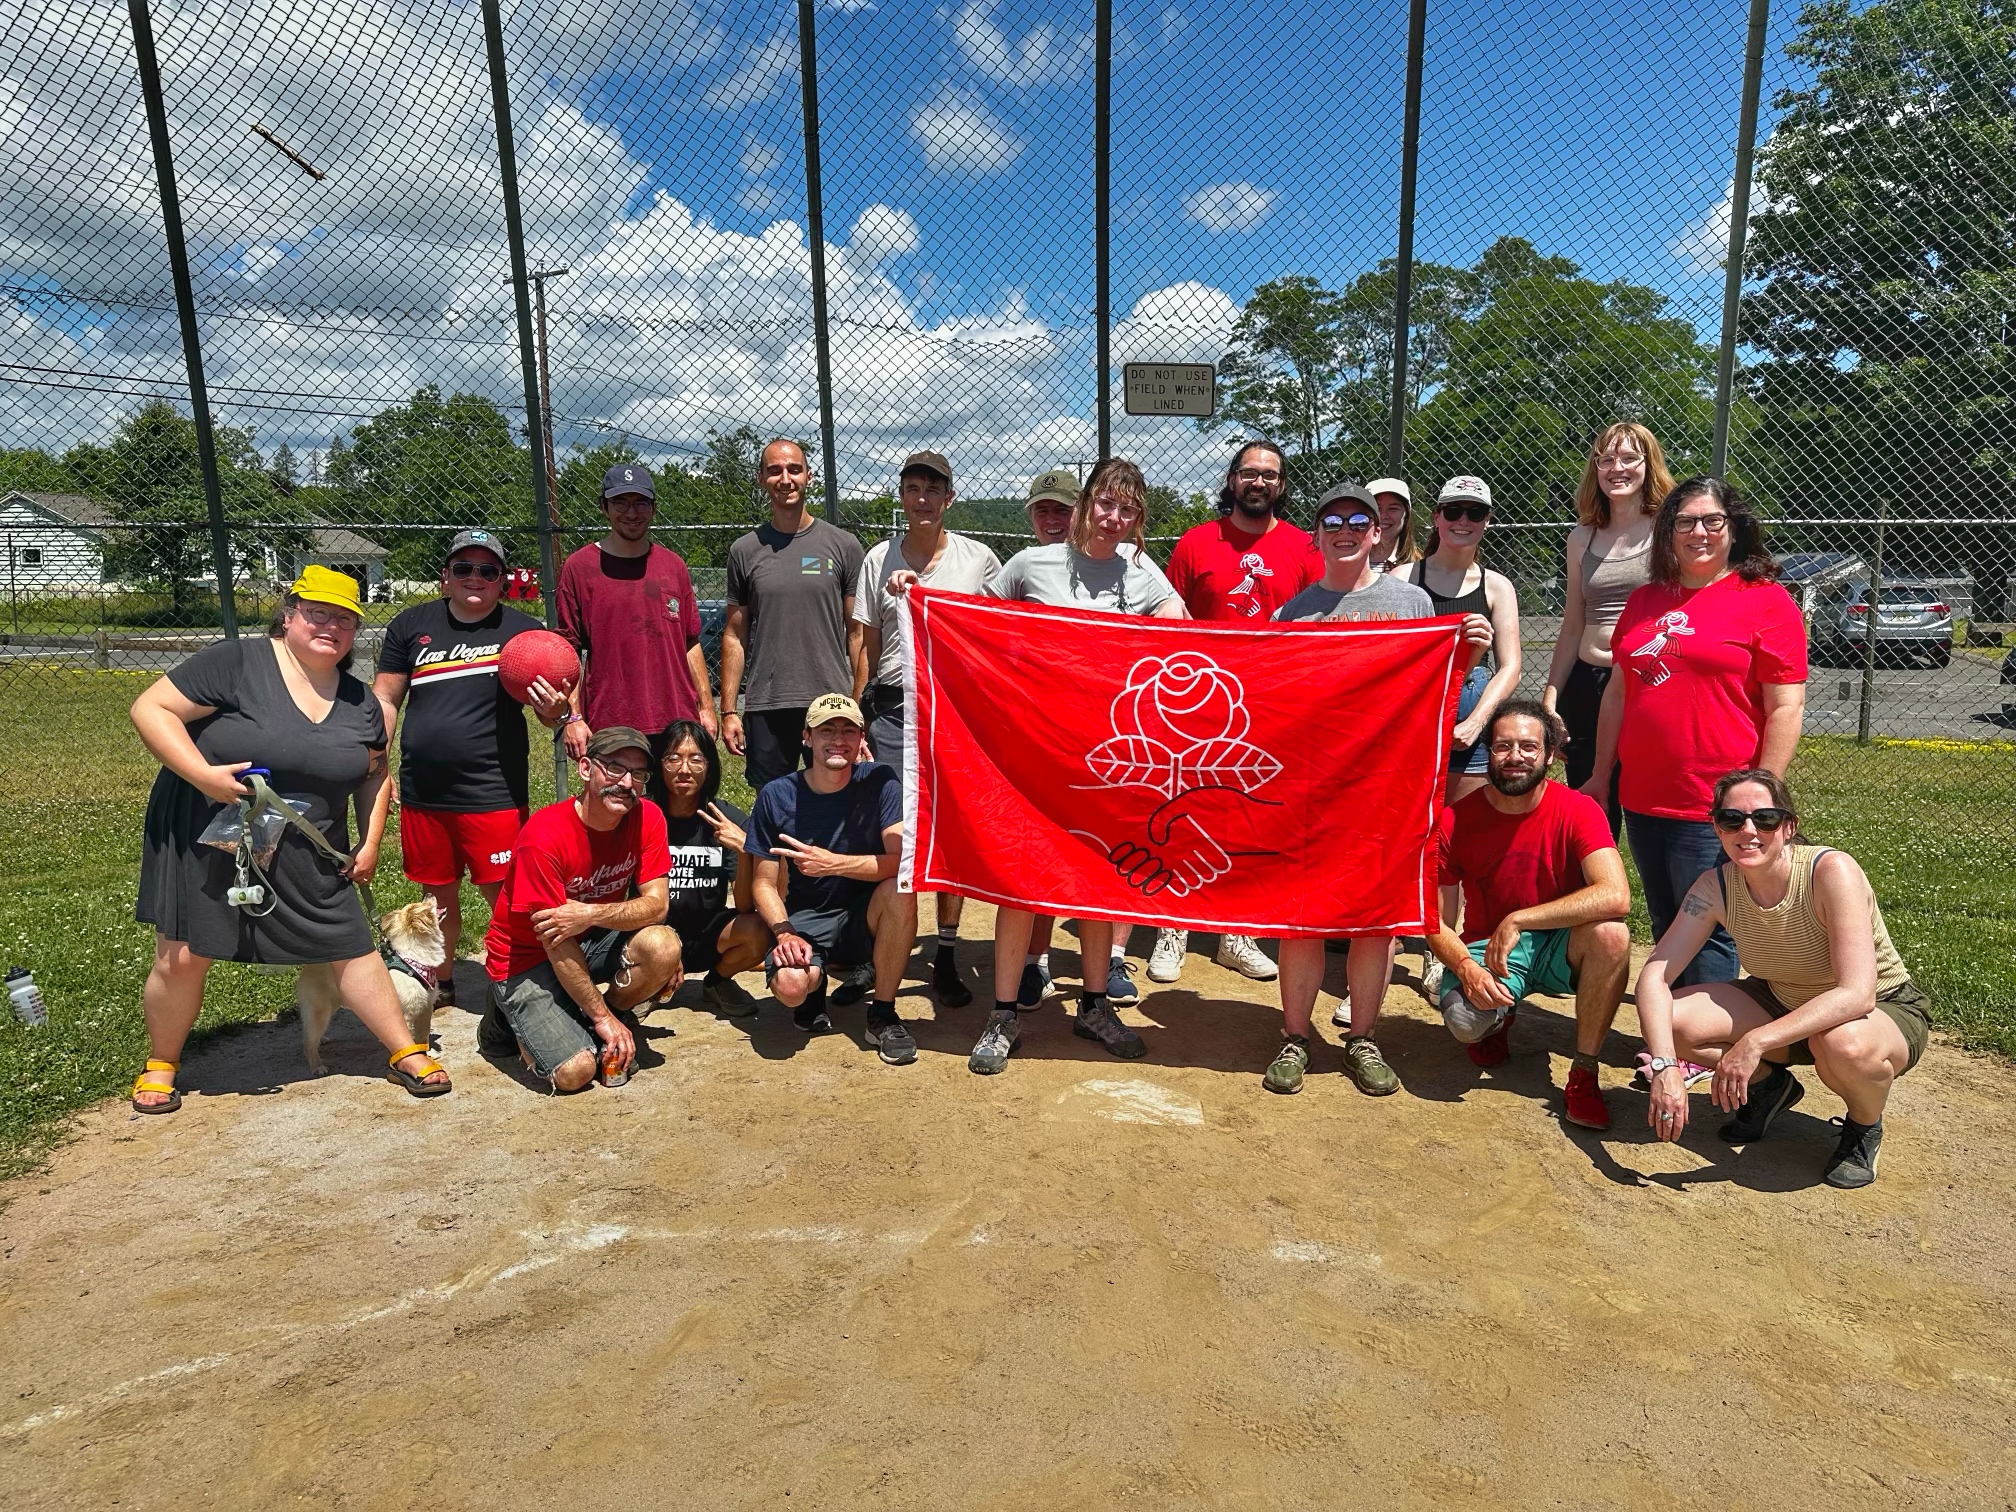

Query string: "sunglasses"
[[1437, 502, 1491, 523], [1712, 806, 1791, 833], [448, 561, 503, 582], [1318, 512, 1376, 533]]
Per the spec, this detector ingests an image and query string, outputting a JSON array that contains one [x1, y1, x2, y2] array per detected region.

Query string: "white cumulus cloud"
[[910, 89, 1025, 176], [848, 205, 921, 265], [1182, 182, 1277, 234], [701, 32, 798, 110], [953, 2, 1094, 87]]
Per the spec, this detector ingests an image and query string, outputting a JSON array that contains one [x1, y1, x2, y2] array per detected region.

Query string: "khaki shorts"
[[1731, 976, 1930, 1073]]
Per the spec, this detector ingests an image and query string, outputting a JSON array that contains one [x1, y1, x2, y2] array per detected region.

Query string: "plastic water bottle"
[[6, 968, 47, 1027]]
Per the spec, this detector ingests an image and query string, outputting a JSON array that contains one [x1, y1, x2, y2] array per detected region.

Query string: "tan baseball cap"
[[1027, 467, 1079, 508], [805, 693, 864, 729], [1438, 474, 1492, 507], [1367, 477, 1411, 503]]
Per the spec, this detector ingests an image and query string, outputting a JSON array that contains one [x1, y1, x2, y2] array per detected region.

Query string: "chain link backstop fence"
[[4, 0, 2012, 838]]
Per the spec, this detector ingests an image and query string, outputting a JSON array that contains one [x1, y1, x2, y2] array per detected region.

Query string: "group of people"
[[123, 427, 1928, 1189]]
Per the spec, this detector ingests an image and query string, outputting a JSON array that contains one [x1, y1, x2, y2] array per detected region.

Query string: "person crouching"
[[478, 726, 682, 1090]]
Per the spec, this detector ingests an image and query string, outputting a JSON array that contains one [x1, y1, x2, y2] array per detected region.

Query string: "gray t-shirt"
[[984, 542, 1178, 616], [725, 516, 865, 712], [1273, 571, 1435, 623], [854, 531, 1003, 686]]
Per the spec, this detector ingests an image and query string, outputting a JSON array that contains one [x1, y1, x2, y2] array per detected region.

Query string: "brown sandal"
[[131, 1059, 182, 1115], [386, 1042, 452, 1098]]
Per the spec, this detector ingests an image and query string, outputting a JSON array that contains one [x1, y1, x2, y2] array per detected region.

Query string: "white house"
[[0, 490, 387, 598]]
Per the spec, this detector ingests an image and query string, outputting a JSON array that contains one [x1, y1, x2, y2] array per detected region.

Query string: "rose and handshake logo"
[[1072, 654, 1284, 897]]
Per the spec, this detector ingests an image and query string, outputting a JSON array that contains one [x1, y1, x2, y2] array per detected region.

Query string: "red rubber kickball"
[[497, 628, 580, 703]]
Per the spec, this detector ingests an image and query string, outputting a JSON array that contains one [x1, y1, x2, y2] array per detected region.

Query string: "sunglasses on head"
[[1712, 806, 1791, 833], [1437, 502, 1491, 523], [448, 560, 503, 581], [1319, 511, 1376, 533]]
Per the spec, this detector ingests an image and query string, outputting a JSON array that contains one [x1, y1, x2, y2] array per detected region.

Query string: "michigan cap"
[[1026, 467, 1080, 508], [1437, 474, 1492, 507], [289, 564, 362, 617], [601, 463, 657, 501], [445, 528, 506, 565], [805, 693, 864, 729], [901, 450, 952, 484]]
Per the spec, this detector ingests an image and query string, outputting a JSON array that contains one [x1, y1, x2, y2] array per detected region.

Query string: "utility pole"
[[502, 266, 570, 511]]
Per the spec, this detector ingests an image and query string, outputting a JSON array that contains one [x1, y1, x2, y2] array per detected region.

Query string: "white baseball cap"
[[1367, 477, 1411, 503], [1438, 475, 1492, 507]]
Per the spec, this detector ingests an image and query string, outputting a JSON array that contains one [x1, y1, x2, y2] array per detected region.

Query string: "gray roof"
[[305, 524, 385, 559], [3, 491, 383, 557], [3, 491, 115, 530]]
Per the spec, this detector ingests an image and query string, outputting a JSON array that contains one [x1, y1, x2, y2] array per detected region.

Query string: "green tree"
[[1206, 275, 1349, 479], [0, 448, 78, 496], [268, 442, 299, 490], [1740, 0, 2016, 601]]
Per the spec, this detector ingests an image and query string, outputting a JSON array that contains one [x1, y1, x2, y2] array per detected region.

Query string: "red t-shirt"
[[1166, 516, 1320, 621], [1612, 575, 1808, 819], [485, 798, 672, 980], [557, 541, 704, 735], [1437, 782, 1616, 944]]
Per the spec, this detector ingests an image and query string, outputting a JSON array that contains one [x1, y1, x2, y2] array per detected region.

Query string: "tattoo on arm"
[[1681, 890, 1712, 919]]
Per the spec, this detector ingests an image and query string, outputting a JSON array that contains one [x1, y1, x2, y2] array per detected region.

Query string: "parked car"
[[1815, 577, 1955, 668], [698, 597, 727, 677]]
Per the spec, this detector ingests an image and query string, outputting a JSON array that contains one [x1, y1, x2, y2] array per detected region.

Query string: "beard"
[[1231, 491, 1273, 522], [1488, 763, 1547, 797]]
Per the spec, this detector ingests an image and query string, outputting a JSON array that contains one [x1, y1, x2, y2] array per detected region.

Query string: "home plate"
[[1056, 1078, 1204, 1126]]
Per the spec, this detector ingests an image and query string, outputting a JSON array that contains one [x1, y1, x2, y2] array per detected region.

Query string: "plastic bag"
[[197, 776, 310, 869]]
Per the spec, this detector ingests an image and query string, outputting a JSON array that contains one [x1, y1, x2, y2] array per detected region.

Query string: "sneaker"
[[1631, 1052, 1713, 1090], [1016, 959, 1053, 1009], [1331, 999, 1353, 1027], [1717, 1065, 1803, 1143], [932, 949, 973, 1007], [869, 1017, 917, 1066], [968, 1009, 1020, 1075], [1215, 934, 1277, 981], [1340, 1035, 1400, 1096], [1562, 1064, 1610, 1130], [1074, 997, 1146, 1059], [1263, 1036, 1309, 1095], [1823, 1117, 1884, 1189], [702, 972, 760, 1017], [792, 1000, 836, 1034], [830, 962, 873, 1008], [1419, 956, 1445, 1003], [1147, 928, 1187, 983], [1105, 957, 1141, 1005], [476, 992, 518, 1058], [1465, 1005, 1516, 1067]]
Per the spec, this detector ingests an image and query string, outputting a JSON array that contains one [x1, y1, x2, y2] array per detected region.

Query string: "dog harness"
[[379, 940, 439, 993]]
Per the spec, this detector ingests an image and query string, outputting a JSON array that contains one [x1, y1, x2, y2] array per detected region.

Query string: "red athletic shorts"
[[399, 806, 527, 887]]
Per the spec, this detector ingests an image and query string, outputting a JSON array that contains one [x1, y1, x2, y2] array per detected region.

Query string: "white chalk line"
[[1, 1209, 969, 1440]]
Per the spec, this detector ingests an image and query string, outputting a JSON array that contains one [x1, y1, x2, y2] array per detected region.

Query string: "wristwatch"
[[1645, 1056, 1683, 1076]]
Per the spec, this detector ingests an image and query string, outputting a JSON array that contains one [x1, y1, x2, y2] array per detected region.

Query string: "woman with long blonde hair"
[[1543, 422, 1674, 834]]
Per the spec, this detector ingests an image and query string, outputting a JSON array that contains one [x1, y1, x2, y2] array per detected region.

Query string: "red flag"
[[901, 588, 1466, 938]]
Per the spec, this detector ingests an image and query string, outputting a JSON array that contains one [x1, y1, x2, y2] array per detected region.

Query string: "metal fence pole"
[[1385, 0, 1429, 477], [128, 0, 238, 636], [797, 0, 842, 527], [1712, 0, 1771, 479], [1095, 0, 1113, 460], [1857, 507, 1886, 744], [480, 0, 568, 796]]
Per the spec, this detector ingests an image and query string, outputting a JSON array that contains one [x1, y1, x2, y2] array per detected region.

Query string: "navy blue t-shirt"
[[746, 764, 901, 915]]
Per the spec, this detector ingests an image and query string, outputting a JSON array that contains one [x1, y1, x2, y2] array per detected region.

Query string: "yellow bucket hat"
[[289, 564, 363, 617]]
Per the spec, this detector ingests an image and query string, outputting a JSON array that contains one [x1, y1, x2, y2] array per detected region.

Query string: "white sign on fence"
[[1123, 362, 1216, 418]]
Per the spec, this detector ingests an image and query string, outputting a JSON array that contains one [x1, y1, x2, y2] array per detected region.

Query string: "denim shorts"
[[494, 927, 633, 1078]]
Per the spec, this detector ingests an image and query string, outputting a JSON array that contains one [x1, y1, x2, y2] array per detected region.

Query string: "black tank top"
[[1407, 560, 1494, 671]]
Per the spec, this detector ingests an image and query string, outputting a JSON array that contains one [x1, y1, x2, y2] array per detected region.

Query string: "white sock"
[[1026, 951, 1049, 970], [1110, 943, 1127, 963]]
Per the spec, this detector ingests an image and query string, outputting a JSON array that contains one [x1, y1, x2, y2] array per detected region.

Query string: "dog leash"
[[239, 772, 378, 918]]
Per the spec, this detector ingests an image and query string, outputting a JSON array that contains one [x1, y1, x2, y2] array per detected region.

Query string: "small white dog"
[[296, 899, 447, 1076]]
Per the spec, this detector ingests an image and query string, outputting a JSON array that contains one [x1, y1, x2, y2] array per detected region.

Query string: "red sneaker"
[[1563, 1064, 1610, 1130], [1464, 1006, 1515, 1067]]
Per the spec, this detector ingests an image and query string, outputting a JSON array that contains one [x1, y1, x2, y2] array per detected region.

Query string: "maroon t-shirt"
[[1437, 782, 1617, 943], [557, 541, 703, 735]]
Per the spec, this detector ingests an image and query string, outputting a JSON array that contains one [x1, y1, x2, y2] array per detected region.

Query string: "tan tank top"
[[1720, 845, 1912, 1008], [1580, 528, 1652, 636]]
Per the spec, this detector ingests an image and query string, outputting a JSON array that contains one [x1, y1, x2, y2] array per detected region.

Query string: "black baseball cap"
[[600, 463, 656, 501]]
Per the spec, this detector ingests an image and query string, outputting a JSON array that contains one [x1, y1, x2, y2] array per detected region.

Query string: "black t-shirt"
[[377, 599, 544, 812], [658, 799, 747, 934], [746, 764, 901, 915]]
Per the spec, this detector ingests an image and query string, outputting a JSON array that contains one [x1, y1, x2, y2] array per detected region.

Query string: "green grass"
[[0, 674, 2009, 1181]]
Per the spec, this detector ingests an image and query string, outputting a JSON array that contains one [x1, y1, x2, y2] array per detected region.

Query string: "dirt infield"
[[4, 916, 2014, 1509]]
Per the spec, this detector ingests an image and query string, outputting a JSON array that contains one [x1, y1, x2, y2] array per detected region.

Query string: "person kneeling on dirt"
[[1635, 769, 1928, 1189], [479, 726, 682, 1091], [1424, 700, 1632, 1130], [747, 694, 918, 1065]]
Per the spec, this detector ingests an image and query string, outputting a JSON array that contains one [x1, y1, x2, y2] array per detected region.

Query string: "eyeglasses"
[[448, 561, 503, 582], [661, 750, 709, 769], [296, 602, 359, 631], [1674, 513, 1729, 536], [1438, 502, 1491, 523], [605, 497, 656, 513], [1318, 512, 1376, 533], [1234, 467, 1282, 484], [1091, 495, 1143, 522], [591, 757, 652, 787], [1712, 806, 1790, 832], [1488, 739, 1545, 757]]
